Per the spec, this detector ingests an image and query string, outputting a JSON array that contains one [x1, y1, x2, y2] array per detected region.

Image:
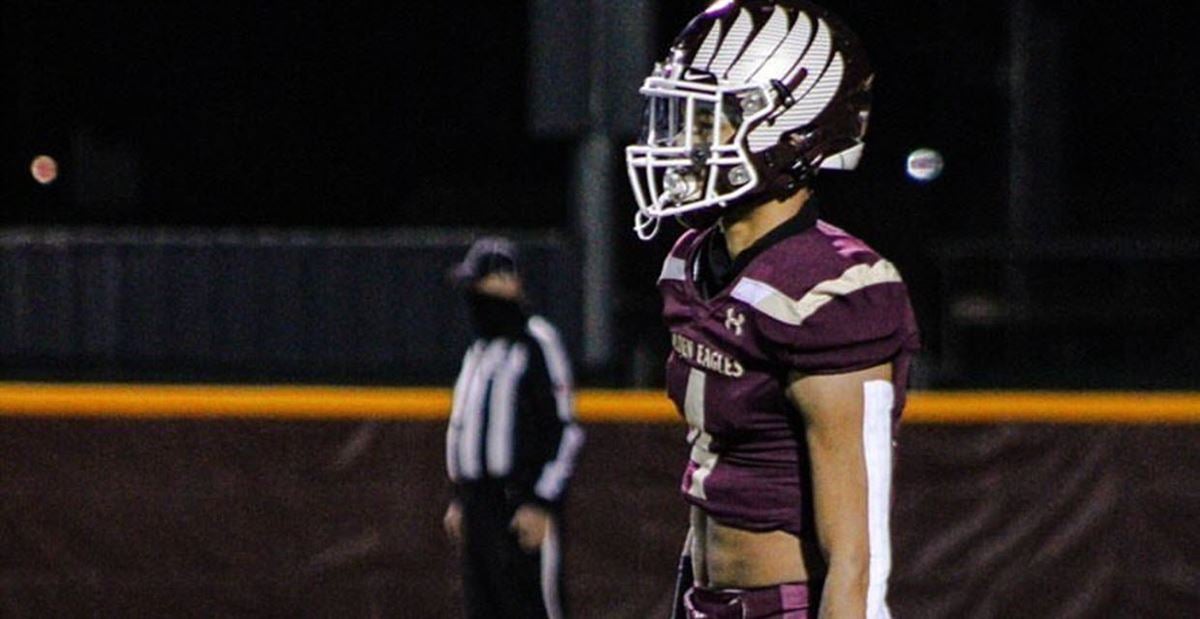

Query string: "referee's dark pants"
[[459, 480, 564, 619]]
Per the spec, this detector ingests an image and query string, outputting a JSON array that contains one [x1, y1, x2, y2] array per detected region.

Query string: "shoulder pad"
[[659, 229, 702, 285]]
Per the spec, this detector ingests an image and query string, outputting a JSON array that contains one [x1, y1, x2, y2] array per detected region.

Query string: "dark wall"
[[1, 417, 1197, 618], [1, 223, 1197, 390], [0, 229, 581, 384]]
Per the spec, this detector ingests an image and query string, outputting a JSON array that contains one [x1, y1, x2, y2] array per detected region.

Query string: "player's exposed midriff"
[[689, 506, 814, 589]]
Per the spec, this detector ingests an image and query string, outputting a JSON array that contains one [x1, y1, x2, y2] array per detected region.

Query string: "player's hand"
[[443, 501, 464, 546], [509, 504, 552, 553]]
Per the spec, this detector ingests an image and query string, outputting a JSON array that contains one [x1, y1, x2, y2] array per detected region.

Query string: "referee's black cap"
[[449, 236, 519, 287]]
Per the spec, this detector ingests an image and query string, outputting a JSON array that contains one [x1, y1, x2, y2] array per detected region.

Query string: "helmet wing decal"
[[749, 52, 843, 151], [692, 20, 723, 71], [707, 9, 754, 76], [748, 9, 814, 85], [777, 50, 844, 128], [783, 18, 834, 98], [727, 6, 791, 83], [748, 19, 838, 151]]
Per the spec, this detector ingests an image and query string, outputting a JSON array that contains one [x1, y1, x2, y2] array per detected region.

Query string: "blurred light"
[[31, 155, 59, 185], [706, 0, 736, 15], [906, 148, 944, 183]]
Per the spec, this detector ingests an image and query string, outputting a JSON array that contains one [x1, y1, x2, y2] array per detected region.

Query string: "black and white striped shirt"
[[446, 316, 584, 507]]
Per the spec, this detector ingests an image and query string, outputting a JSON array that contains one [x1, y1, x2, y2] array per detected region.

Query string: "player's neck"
[[720, 189, 812, 260]]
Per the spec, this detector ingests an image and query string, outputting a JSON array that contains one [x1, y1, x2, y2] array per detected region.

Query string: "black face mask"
[[466, 293, 526, 339]]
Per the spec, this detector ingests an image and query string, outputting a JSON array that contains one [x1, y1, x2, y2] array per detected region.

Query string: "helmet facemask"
[[627, 63, 778, 240]]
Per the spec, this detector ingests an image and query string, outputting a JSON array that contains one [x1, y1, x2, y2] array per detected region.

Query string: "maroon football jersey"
[[659, 216, 920, 538]]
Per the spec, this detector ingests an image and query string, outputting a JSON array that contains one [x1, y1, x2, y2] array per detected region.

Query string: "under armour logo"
[[724, 308, 745, 336]]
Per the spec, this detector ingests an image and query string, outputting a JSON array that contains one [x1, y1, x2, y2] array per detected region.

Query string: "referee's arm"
[[512, 319, 584, 511]]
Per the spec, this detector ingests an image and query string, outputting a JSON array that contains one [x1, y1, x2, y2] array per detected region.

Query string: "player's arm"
[[786, 363, 892, 619]]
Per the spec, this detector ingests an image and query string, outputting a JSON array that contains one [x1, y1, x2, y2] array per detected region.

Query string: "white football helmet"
[[626, 0, 873, 239]]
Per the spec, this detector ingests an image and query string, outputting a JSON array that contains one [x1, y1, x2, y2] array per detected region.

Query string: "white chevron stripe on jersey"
[[708, 9, 755, 77], [731, 260, 902, 326], [726, 6, 790, 83]]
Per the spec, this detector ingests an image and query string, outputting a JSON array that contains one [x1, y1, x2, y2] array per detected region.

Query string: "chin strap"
[[634, 209, 663, 241], [761, 140, 816, 201]]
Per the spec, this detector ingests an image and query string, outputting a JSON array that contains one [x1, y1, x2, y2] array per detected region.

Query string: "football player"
[[626, 2, 920, 617]]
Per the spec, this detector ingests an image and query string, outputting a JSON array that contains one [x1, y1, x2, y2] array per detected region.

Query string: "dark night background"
[[3, 7, 1200, 619], [3, 1, 1198, 387]]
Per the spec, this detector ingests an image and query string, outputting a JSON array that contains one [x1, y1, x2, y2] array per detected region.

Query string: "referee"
[[442, 237, 584, 619]]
